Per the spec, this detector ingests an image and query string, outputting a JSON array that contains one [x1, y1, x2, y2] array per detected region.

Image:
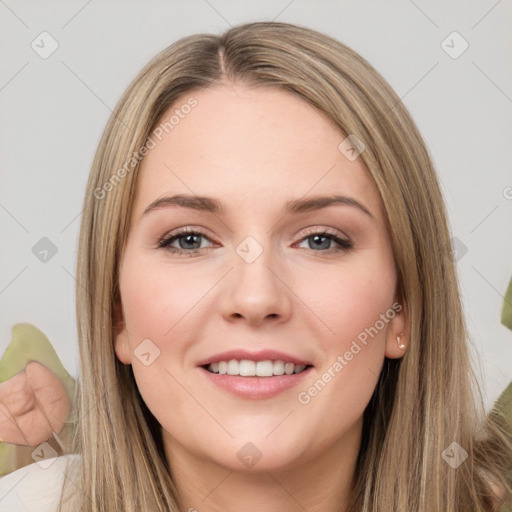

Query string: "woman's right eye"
[[158, 229, 214, 256]]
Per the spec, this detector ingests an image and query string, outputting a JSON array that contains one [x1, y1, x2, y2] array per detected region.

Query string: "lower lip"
[[198, 366, 313, 400]]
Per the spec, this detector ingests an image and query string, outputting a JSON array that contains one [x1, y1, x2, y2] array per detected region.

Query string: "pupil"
[[311, 235, 329, 250], [182, 234, 200, 249]]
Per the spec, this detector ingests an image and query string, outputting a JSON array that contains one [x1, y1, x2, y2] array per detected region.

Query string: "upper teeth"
[[207, 359, 307, 377]]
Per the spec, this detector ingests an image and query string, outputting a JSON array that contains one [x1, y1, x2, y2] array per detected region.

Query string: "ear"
[[384, 299, 409, 360], [113, 301, 132, 365]]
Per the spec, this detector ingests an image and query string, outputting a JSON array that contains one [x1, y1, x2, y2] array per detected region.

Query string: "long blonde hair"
[[69, 21, 512, 511]]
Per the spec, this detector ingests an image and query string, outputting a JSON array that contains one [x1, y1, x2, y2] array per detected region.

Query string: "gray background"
[[1, 0, 511, 410]]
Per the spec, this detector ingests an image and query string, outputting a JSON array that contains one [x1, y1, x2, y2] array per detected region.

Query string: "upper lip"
[[196, 349, 313, 367]]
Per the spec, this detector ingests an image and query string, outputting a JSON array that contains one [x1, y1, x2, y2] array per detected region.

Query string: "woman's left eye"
[[157, 228, 353, 256], [295, 231, 353, 252]]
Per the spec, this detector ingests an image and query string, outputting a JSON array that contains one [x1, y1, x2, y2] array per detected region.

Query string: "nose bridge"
[[234, 231, 280, 295], [220, 230, 292, 324]]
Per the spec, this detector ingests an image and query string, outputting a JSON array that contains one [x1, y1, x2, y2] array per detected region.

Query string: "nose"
[[218, 243, 293, 328]]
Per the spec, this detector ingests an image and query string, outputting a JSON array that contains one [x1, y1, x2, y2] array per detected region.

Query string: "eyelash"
[[157, 227, 353, 257]]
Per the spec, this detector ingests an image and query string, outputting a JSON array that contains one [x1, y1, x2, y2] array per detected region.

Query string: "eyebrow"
[[142, 193, 373, 219]]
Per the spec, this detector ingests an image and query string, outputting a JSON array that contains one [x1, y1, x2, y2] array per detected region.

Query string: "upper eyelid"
[[158, 227, 216, 245]]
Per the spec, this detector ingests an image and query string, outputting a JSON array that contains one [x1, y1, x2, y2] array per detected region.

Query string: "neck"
[[164, 418, 362, 512]]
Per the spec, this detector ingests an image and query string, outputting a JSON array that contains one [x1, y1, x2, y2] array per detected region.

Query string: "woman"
[[1, 20, 510, 512]]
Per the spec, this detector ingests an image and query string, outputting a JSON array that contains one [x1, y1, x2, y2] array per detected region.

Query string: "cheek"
[[294, 247, 396, 403], [118, 255, 202, 422], [118, 251, 217, 413], [338, 269, 395, 340], [120, 253, 209, 343], [299, 253, 396, 347]]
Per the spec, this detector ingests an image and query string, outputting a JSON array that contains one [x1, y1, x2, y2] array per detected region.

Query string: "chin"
[[205, 433, 311, 473]]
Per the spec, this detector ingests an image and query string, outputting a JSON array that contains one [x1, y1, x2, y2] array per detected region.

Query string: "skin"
[[114, 83, 408, 512], [0, 361, 69, 446]]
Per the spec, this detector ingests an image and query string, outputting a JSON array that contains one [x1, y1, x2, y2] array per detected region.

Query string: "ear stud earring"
[[397, 332, 406, 350]]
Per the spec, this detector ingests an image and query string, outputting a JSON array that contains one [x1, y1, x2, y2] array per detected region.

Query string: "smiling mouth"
[[202, 359, 313, 377]]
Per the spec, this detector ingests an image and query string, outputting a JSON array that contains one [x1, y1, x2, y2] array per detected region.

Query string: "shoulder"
[[0, 454, 80, 512]]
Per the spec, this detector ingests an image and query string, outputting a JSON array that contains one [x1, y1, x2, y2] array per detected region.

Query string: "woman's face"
[[114, 83, 406, 472]]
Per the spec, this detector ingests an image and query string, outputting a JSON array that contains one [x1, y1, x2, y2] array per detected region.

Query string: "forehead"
[[132, 84, 384, 222]]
